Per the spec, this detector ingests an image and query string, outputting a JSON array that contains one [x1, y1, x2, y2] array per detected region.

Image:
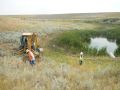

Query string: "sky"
[[0, 0, 120, 15]]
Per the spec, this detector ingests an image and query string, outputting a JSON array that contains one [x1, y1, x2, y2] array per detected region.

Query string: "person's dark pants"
[[29, 60, 35, 66], [79, 60, 83, 65]]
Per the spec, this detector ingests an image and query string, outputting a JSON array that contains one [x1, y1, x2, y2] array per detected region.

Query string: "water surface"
[[89, 37, 118, 58]]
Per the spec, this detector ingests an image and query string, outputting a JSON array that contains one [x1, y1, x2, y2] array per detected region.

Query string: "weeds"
[[0, 55, 120, 90], [52, 29, 120, 55], [0, 14, 120, 90]]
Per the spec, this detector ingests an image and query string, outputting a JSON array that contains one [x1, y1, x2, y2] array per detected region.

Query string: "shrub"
[[52, 29, 120, 56]]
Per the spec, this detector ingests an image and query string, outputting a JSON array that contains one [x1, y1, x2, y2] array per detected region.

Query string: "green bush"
[[52, 29, 120, 56]]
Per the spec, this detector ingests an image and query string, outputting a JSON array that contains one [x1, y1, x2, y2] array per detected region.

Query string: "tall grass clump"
[[52, 28, 120, 56], [0, 55, 120, 90]]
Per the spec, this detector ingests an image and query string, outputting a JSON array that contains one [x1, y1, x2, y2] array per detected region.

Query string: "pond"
[[89, 37, 118, 58]]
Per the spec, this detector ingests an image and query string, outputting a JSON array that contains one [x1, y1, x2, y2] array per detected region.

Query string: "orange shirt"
[[28, 51, 35, 61]]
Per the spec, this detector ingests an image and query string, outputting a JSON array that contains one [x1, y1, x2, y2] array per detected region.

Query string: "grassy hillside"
[[0, 13, 120, 90], [0, 12, 120, 32]]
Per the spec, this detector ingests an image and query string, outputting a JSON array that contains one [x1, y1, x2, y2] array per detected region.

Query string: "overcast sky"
[[0, 0, 120, 15]]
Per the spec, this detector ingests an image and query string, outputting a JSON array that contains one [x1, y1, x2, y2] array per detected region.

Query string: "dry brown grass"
[[0, 13, 120, 90], [0, 54, 120, 90], [0, 16, 98, 32]]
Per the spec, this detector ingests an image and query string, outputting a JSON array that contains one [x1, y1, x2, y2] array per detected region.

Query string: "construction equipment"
[[18, 32, 43, 60]]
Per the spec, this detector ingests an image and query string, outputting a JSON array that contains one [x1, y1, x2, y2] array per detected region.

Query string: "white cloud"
[[0, 0, 120, 15]]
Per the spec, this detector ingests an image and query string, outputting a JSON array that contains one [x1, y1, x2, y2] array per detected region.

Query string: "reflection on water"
[[89, 37, 118, 58]]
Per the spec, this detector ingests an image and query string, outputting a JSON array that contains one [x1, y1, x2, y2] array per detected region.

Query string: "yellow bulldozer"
[[18, 32, 43, 62]]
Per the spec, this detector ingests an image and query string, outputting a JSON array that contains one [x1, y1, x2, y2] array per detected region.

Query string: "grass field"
[[51, 29, 120, 56], [0, 13, 120, 90]]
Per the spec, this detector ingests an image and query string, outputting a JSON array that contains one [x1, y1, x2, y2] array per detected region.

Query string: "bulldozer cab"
[[18, 32, 41, 56]]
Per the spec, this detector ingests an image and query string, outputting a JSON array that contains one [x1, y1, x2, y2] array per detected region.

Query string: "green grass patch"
[[51, 28, 120, 56]]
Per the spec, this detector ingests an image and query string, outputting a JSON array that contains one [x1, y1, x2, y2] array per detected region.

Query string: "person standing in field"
[[26, 49, 35, 66], [79, 52, 84, 65]]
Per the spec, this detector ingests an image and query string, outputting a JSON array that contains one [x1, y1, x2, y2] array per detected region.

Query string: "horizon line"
[[0, 11, 120, 16]]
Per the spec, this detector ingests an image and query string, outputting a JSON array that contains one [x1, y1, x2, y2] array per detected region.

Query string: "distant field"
[[0, 13, 120, 90], [0, 12, 120, 32]]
